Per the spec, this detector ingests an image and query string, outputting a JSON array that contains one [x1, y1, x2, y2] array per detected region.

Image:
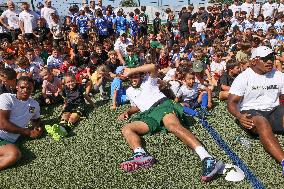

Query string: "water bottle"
[[236, 136, 251, 149]]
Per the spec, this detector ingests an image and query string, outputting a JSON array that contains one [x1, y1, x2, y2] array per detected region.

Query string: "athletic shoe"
[[201, 157, 224, 182], [45, 124, 68, 141], [120, 152, 156, 172]]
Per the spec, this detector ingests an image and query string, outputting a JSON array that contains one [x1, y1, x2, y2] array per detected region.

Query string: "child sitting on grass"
[[91, 65, 109, 100], [111, 66, 128, 110], [60, 74, 95, 129], [175, 71, 211, 111], [39, 68, 62, 106], [217, 59, 240, 101]]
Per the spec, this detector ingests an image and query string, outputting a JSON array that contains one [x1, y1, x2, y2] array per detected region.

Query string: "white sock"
[[194, 146, 213, 161], [134, 147, 146, 154]]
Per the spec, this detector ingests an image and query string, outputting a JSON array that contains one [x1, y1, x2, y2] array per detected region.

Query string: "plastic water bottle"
[[236, 136, 251, 149]]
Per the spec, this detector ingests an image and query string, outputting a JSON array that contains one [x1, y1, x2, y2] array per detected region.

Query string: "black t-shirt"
[[62, 84, 85, 105], [139, 13, 148, 26], [96, 51, 108, 65], [180, 12, 192, 31], [73, 52, 90, 67], [217, 72, 235, 92], [33, 27, 50, 42], [0, 84, 16, 95], [153, 17, 161, 30], [106, 59, 121, 73]]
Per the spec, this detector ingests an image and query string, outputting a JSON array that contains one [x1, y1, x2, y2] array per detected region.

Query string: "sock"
[[281, 159, 284, 174], [201, 92, 208, 109], [194, 146, 213, 161], [183, 106, 198, 116], [134, 147, 146, 154]]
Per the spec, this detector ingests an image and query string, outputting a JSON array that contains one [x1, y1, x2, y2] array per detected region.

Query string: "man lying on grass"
[[118, 64, 224, 182], [0, 76, 42, 170], [227, 46, 284, 174]]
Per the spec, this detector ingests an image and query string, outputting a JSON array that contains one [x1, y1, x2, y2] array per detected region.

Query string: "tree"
[[120, 0, 138, 7]]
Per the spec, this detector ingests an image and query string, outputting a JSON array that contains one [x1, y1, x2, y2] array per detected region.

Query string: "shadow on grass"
[[12, 139, 36, 169]]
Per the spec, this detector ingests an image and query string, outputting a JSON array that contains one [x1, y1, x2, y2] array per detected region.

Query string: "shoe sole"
[[201, 160, 225, 182], [120, 158, 156, 172]]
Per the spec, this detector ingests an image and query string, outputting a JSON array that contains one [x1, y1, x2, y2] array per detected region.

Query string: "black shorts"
[[63, 104, 86, 116], [241, 105, 284, 134]]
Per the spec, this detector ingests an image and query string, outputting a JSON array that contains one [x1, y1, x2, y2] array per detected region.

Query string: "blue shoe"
[[201, 157, 224, 182], [281, 160, 284, 174]]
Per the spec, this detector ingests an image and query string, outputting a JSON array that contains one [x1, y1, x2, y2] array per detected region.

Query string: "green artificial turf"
[[1, 97, 284, 189]]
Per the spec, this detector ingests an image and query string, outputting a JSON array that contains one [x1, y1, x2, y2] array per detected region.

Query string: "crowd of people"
[[0, 0, 284, 182]]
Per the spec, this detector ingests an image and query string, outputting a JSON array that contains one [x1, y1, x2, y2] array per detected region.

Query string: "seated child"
[[124, 45, 139, 68], [91, 65, 109, 100], [60, 74, 95, 128], [0, 67, 17, 94], [210, 51, 226, 86], [217, 59, 240, 101], [39, 68, 63, 105], [175, 71, 210, 110], [111, 66, 128, 110]]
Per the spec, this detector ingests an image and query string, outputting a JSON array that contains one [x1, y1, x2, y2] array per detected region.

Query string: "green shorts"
[[0, 138, 12, 146], [132, 99, 188, 135]]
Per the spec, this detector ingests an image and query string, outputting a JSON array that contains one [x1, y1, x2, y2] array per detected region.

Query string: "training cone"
[[45, 124, 68, 141]]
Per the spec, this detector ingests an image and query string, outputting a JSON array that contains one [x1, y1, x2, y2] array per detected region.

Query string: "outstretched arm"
[[123, 64, 156, 78]]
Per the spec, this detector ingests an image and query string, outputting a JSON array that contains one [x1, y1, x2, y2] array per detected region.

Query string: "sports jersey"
[[94, 17, 108, 36], [76, 15, 89, 34], [128, 17, 138, 36], [104, 15, 114, 29], [138, 13, 148, 26], [113, 16, 127, 33]]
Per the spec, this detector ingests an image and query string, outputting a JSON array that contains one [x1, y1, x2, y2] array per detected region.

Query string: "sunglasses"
[[259, 53, 275, 62]]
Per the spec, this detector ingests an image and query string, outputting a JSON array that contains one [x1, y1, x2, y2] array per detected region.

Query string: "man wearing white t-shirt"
[[192, 19, 206, 33], [19, 2, 39, 40], [278, 0, 284, 14], [252, 0, 261, 18], [261, 0, 277, 19], [0, 1, 21, 41], [229, 0, 241, 18], [241, 0, 253, 18], [227, 46, 284, 174], [0, 76, 43, 170], [40, 0, 58, 28], [118, 64, 224, 181]]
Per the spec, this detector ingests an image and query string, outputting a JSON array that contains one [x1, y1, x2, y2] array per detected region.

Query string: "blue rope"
[[199, 117, 266, 189]]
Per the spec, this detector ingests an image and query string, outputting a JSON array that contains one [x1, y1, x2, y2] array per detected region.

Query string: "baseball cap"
[[192, 60, 204, 73], [251, 46, 273, 59], [115, 66, 125, 74], [150, 41, 163, 49]]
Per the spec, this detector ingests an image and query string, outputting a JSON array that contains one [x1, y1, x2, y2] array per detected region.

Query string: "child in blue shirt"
[[111, 66, 128, 110], [76, 10, 90, 40], [113, 10, 127, 36], [128, 12, 138, 44]]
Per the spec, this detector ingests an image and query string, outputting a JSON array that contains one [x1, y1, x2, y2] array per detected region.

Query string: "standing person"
[[95, 0, 106, 14], [252, 0, 261, 18], [0, 1, 21, 41], [76, 10, 90, 41], [227, 46, 284, 174], [40, 0, 58, 28], [261, 0, 277, 19], [138, 6, 149, 38], [128, 12, 138, 45], [153, 12, 161, 36], [0, 76, 43, 171], [229, 0, 241, 18], [241, 0, 253, 18], [113, 10, 127, 36], [179, 7, 192, 43], [93, 10, 108, 44], [118, 64, 224, 181], [19, 2, 39, 40]]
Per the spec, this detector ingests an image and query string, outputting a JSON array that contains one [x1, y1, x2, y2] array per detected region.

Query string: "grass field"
[[1, 95, 284, 189]]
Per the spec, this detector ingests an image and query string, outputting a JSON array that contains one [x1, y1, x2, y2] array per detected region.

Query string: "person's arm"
[[0, 110, 41, 138], [84, 93, 95, 107], [123, 63, 156, 78], [19, 20, 24, 34], [112, 89, 118, 109], [118, 106, 140, 120], [227, 94, 254, 129], [0, 14, 11, 30], [205, 86, 213, 109], [115, 49, 125, 65]]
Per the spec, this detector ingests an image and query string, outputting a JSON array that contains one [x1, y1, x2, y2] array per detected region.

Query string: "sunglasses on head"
[[259, 53, 275, 62]]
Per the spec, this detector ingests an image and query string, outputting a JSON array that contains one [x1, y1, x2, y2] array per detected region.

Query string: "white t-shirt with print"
[[229, 68, 284, 111], [40, 6, 58, 28], [114, 38, 133, 57], [241, 2, 253, 17], [192, 22, 206, 33], [210, 61, 226, 76], [0, 9, 21, 29], [229, 4, 241, 17], [19, 10, 39, 33], [0, 93, 40, 143], [176, 83, 202, 102], [126, 75, 166, 112], [262, 2, 277, 18], [253, 3, 261, 18]]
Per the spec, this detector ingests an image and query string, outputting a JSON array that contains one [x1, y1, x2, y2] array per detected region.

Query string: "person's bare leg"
[[121, 121, 149, 150], [162, 113, 201, 149], [69, 113, 80, 124], [252, 116, 284, 163], [0, 144, 21, 170]]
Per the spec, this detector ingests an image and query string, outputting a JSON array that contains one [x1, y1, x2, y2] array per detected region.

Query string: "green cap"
[[192, 60, 204, 73], [150, 41, 163, 49]]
